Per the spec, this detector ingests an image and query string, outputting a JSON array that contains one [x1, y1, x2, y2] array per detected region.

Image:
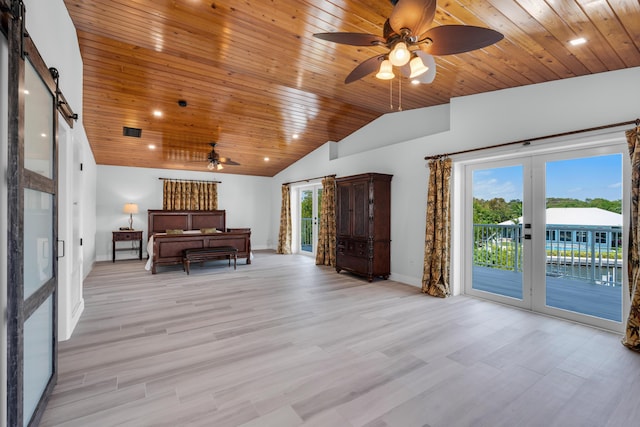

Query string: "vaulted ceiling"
[[62, 0, 640, 177]]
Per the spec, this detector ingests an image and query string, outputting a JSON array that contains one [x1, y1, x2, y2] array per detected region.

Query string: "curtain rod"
[[158, 177, 221, 184], [424, 118, 640, 161], [283, 174, 336, 186]]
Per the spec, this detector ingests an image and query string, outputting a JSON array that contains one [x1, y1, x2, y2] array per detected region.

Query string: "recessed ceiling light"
[[570, 37, 586, 46], [292, 134, 299, 140], [264, 157, 270, 162], [410, 80, 420, 85], [148, 144, 156, 150], [23, 90, 30, 95], [40, 133, 47, 138], [153, 110, 162, 117]]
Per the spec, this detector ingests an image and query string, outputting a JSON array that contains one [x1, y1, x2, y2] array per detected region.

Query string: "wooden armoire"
[[335, 173, 392, 282]]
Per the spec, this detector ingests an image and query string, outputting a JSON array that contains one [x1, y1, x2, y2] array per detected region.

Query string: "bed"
[[146, 209, 251, 274]]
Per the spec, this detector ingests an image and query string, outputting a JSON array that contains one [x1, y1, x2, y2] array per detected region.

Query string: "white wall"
[[272, 66, 640, 287], [80, 127, 97, 278], [22, 0, 98, 342], [337, 104, 450, 158], [95, 166, 273, 261]]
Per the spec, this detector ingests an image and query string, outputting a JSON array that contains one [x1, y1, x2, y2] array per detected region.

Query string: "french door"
[[299, 185, 323, 256], [6, 10, 59, 426], [465, 144, 626, 331], [468, 160, 531, 309]]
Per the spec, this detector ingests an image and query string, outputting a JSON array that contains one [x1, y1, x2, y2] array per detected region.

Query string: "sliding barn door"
[[6, 5, 59, 426]]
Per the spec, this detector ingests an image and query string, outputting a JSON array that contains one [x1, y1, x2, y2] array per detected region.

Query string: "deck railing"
[[473, 224, 622, 286], [474, 224, 523, 272], [301, 217, 313, 252]]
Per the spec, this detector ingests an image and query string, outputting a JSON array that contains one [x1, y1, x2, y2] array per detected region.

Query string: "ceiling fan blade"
[[389, 0, 437, 39], [400, 51, 436, 83], [345, 54, 386, 84], [418, 25, 504, 55], [313, 32, 385, 46], [219, 157, 240, 166]]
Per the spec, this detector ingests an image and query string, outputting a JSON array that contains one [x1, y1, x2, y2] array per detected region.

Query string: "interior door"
[[7, 17, 59, 427], [299, 185, 323, 256], [465, 144, 626, 331]]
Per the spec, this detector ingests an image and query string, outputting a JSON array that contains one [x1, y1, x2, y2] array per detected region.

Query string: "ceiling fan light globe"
[[375, 59, 395, 80], [216, 163, 224, 171], [389, 42, 410, 66], [207, 162, 215, 170], [409, 56, 429, 78]]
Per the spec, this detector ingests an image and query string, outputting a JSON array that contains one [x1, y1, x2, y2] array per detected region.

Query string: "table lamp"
[[123, 203, 139, 230]]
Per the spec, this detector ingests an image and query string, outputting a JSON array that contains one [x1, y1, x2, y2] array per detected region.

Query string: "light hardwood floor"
[[41, 250, 640, 427]]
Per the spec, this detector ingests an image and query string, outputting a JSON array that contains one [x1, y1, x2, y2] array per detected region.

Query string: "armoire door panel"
[[352, 182, 368, 238], [337, 184, 351, 236]]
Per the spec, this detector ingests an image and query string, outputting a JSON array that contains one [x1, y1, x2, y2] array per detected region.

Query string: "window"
[[560, 231, 572, 242]]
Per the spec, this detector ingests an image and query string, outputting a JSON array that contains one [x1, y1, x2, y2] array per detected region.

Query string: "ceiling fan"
[[313, 0, 503, 84], [205, 142, 240, 171]]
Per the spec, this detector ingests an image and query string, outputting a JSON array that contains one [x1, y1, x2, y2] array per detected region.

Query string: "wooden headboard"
[[148, 210, 226, 235]]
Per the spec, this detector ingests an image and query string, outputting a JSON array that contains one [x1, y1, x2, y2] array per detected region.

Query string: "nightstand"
[[112, 230, 143, 262]]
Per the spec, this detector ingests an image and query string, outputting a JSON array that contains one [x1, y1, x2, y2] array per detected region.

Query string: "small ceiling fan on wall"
[[313, 0, 503, 84], [206, 142, 240, 171]]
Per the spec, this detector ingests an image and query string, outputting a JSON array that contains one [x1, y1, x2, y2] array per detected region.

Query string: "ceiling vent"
[[123, 127, 142, 138]]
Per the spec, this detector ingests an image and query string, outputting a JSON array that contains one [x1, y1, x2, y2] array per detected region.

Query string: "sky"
[[473, 153, 623, 201]]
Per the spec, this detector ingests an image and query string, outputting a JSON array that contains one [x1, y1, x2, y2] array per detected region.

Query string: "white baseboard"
[[388, 272, 422, 288], [59, 298, 84, 341]]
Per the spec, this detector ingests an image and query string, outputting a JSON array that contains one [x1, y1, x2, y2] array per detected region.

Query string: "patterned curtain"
[[623, 125, 640, 351], [315, 176, 336, 266], [277, 184, 292, 254], [422, 157, 452, 297], [162, 180, 217, 210]]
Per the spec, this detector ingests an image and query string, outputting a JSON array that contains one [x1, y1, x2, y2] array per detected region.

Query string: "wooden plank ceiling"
[[62, 0, 640, 177]]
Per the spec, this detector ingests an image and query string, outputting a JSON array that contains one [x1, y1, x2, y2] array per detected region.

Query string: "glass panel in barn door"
[[22, 56, 58, 427]]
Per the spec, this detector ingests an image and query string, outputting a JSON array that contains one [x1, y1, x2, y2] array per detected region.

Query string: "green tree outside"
[[473, 197, 621, 224]]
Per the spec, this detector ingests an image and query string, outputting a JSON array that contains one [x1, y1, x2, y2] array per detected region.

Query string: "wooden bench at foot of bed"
[[183, 246, 238, 274], [151, 230, 251, 274]]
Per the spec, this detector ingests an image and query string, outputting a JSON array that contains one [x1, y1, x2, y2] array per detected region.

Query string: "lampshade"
[[389, 41, 410, 67], [123, 203, 138, 214], [375, 59, 395, 80], [123, 203, 138, 230], [409, 55, 429, 78]]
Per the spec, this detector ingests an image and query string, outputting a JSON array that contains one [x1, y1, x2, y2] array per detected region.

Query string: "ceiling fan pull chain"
[[398, 77, 403, 111]]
